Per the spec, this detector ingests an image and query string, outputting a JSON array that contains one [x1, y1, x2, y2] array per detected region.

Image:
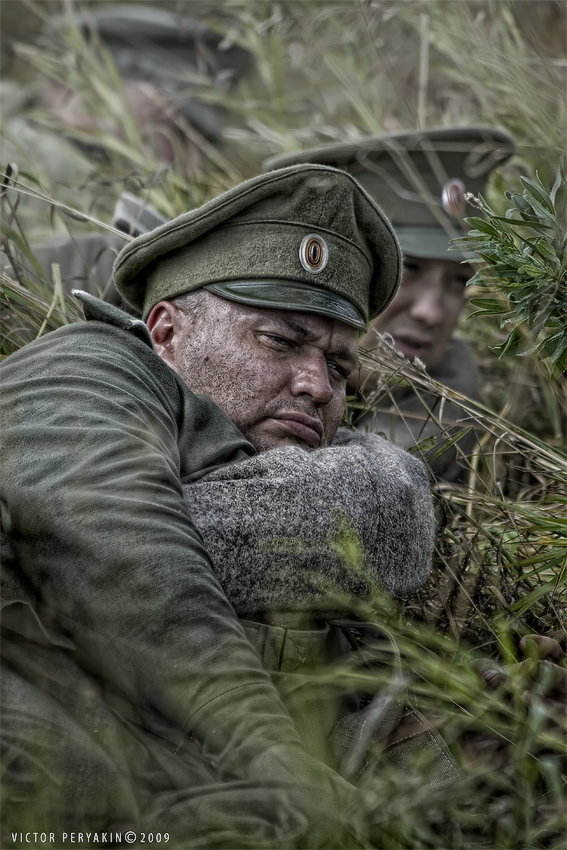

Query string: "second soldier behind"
[[267, 126, 516, 482]]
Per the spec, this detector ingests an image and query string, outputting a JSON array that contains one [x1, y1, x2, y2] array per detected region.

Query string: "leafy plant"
[[2, 2, 566, 847], [452, 164, 567, 378]]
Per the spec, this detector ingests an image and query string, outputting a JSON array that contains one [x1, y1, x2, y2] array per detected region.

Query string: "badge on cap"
[[299, 234, 328, 274], [441, 178, 467, 218]]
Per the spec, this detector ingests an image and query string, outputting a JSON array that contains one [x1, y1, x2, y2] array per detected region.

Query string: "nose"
[[290, 356, 334, 405], [408, 278, 445, 327]]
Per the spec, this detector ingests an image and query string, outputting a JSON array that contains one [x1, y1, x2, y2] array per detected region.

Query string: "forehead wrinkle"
[[273, 315, 315, 340]]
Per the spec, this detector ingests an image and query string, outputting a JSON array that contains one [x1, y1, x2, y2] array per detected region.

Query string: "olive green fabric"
[[0, 293, 365, 847], [395, 226, 462, 261], [0, 193, 165, 314], [0, 119, 95, 235], [264, 127, 515, 261], [241, 618, 459, 801], [113, 164, 402, 324], [45, 5, 254, 83]]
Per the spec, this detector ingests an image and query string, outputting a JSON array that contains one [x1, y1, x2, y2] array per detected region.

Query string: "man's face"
[[152, 294, 359, 452], [360, 256, 472, 369]]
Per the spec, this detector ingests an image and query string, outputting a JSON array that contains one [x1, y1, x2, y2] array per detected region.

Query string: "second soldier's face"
[[165, 295, 359, 452], [360, 256, 472, 369]]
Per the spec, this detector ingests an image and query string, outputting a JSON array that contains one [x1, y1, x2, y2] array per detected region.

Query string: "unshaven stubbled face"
[[361, 256, 472, 369], [148, 293, 360, 452]]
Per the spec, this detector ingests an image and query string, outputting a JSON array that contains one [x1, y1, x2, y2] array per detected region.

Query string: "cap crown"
[[46, 5, 253, 77]]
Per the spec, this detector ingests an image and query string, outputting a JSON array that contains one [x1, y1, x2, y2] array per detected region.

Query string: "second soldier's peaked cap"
[[45, 5, 253, 76], [265, 126, 516, 261], [113, 164, 402, 328]]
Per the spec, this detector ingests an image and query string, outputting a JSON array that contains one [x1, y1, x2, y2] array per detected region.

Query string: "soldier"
[[1, 165, 437, 847], [266, 127, 516, 482], [1, 4, 252, 305], [42, 3, 253, 152]]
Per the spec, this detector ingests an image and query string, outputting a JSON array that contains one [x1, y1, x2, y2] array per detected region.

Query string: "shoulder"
[[3, 118, 91, 181], [187, 426, 434, 597], [199, 426, 432, 500], [0, 300, 181, 413], [332, 426, 430, 477]]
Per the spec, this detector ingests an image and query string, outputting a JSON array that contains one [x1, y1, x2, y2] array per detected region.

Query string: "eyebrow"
[[269, 315, 360, 369], [276, 316, 314, 339]]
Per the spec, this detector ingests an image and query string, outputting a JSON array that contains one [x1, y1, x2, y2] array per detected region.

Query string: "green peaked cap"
[[113, 164, 402, 327], [265, 127, 515, 261]]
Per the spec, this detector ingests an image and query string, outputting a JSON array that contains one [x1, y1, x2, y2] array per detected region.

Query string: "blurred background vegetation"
[[1, 1, 566, 846]]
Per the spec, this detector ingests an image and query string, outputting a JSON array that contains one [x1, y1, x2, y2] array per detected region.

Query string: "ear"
[[146, 301, 181, 368]]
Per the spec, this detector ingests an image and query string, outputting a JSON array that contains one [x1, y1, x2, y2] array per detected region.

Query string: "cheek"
[[442, 295, 465, 334], [191, 348, 288, 414], [173, 330, 230, 393], [321, 387, 347, 435], [367, 293, 412, 335]]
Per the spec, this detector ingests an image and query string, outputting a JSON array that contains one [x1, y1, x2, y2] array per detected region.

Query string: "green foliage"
[[2, 1, 566, 847], [452, 164, 567, 378], [0, 165, 100, 356], [349, 591, 567, 850]]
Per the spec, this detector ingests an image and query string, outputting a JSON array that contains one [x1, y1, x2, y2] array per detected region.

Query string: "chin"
[[246, 432, 315, 453]]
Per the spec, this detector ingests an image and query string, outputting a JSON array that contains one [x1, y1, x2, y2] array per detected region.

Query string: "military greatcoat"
[[0, 295, 364, 848]]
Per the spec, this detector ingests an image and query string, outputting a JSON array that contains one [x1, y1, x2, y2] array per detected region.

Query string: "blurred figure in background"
[[266, 127, 516, 482], [40, 3, 253, 162], [1, 4, 252, 306]]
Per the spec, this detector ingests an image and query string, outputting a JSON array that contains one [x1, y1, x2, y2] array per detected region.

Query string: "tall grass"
[[1, 1, 566, 847]]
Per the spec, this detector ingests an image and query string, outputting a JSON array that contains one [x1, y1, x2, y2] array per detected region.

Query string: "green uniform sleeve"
[[0, 319, 309, 775]]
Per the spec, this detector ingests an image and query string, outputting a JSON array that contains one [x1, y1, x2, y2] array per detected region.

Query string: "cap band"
[[396, 226, 467, 261], [143, 220, 372, 320], [204, 280, 366, 329]]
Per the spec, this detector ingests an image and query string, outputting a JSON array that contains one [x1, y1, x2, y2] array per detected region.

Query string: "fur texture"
[[183, 427, 434, 616]]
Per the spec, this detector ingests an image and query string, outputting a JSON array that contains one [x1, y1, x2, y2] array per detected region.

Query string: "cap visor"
[[204, 280, 366, 329]]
